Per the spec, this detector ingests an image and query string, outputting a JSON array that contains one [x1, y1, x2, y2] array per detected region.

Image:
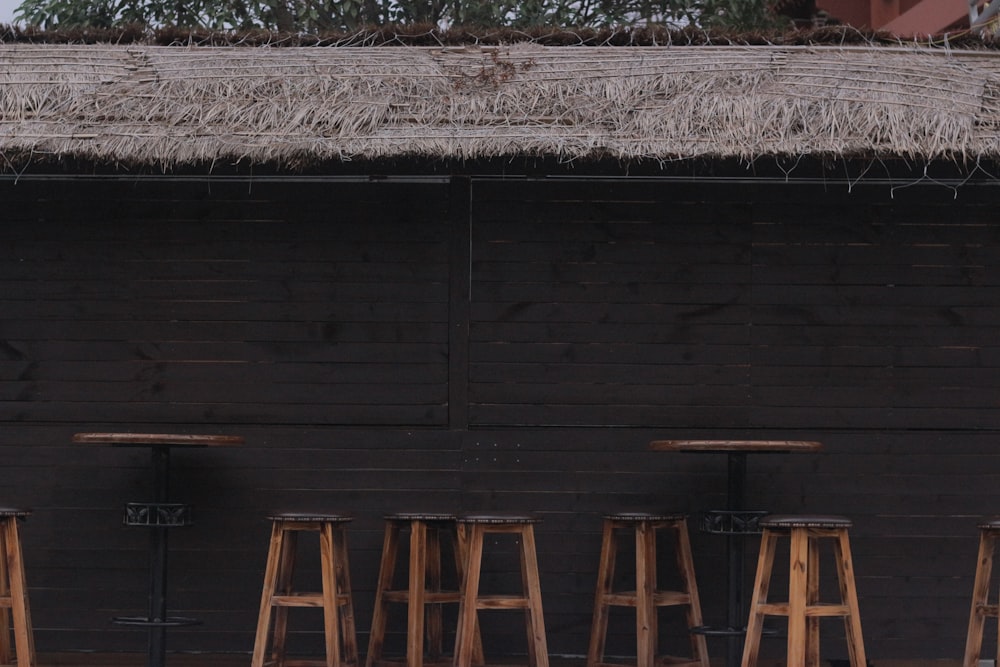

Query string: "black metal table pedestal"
[[112, 445, 200, 667], [73, 432, 244, 667]]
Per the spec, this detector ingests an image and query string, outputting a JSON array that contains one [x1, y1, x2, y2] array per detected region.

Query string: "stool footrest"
[[370, 659, 453, 667], [758, 602, 852, 617], [381, 590, 462, 604], [112, 615, 202, 627], [473, 594, 531, 610], [591, 657, 706, 667], [603, 591, 692, 607], [267, 660, 359, 667], [975, 602, 999, 618], [271, 592, 352, 608]]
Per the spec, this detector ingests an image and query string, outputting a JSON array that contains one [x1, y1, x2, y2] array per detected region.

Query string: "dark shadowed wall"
[[1, 173, 998, 661]]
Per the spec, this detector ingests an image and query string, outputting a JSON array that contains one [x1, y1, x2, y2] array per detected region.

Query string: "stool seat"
[[385, 512, 457, 522], [602, 511, 687, 523], [977, 518, 1000, 530], [0, 510, 35, 666], [252, 513, 358, 667], [587, 513, 708, 667], [760, 514, 852, 529], [458, 513, 538, 524], [742, 514, 866, 667], [267, 511, 352, 523]]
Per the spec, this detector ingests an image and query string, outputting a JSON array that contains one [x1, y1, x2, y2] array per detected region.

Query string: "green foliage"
[[13, 0, 788, 32]]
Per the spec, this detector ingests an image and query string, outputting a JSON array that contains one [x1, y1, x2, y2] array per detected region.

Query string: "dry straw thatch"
[[2, 40, 1000, 169]]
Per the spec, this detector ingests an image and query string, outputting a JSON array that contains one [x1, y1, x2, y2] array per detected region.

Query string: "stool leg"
[[0, 524, 11, 666], [407, 521, 428, 667], [453, 526, 484, 667], [965, 530, 996, 667], [271, 529, 300, 666], [635, 521, 656, 667], [426, 525, 444, 660], [3, 518, 34, 667], [742, 529, 778, 667], [367, 522, 401, 667], [806, 537, 821, 667], [672, 519, 709, 667], [786, 528, 809, 667], [252, 522, 287, 667], [833, 530, 866, 667], [586, 520, 617, 667], [321, 523, 344, 667], [333, 524, 359, 666], [519, 525, 549, 667], [454, 525, 484, 667]]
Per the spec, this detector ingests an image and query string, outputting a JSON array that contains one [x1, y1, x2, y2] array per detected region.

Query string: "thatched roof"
[[2, 40, 1000, 169]]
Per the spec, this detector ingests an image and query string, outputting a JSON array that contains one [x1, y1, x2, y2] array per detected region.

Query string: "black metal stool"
[[453, 514, 548, 667], [0, 508, 34, 667], [367, 513, 480, 667], [587, 512, 709, 667], [963, 519, 1000, 667], [252, 512, 359, 667], [741, 515, 866, 667]]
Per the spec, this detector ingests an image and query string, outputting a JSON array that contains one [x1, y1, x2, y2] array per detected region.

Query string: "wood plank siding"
[[0, 174, 998, 661]]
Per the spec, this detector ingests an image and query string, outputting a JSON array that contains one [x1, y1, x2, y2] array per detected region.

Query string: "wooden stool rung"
[[603, 591, 693, 607], [272, 592, 353, 607], [474, 595, 532, 610], [757, 602, 852, 617], [380, 590, 462, 604], [590, 654, 708, 667], [975, 603, 999, 618]]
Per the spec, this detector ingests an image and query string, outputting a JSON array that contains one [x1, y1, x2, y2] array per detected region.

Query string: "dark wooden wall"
[[1, 173, 998, 661]]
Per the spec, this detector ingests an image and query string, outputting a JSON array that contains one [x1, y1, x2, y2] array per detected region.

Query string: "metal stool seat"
[[587, 512, 709, 667], [0, 508, 34, 667], [453, 514, 548, 667], [741, 515, 866, 667], [252, 512, 358, 667]]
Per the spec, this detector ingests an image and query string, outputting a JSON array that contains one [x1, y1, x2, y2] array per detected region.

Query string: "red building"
[[816, 0, 994, 35]]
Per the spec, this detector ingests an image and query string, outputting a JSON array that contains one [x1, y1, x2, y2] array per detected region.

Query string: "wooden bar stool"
[[252, 512, 359, 667], [963, 519, 1000, 667], [367, 513, 481, 667], [587, 512, 709, 667], [0, 509, 35, 667], [741, 515, 866, 667], [453, 514, 548, 667]]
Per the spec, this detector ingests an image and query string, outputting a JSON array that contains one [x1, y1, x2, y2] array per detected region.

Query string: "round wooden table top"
[[649, 439, 822, 453], [73, 432, 244, 447]]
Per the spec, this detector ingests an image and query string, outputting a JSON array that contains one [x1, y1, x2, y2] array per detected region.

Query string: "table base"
[[113, 616, 203, 628], [691, 625, 779, 637]]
